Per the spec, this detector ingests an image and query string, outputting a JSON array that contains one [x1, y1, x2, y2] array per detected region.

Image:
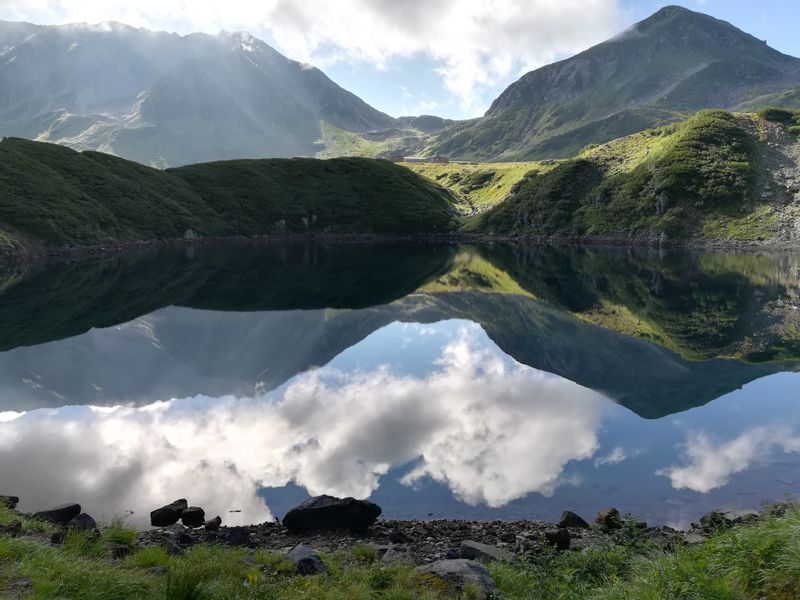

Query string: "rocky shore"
[[1, 493, 782, 598]]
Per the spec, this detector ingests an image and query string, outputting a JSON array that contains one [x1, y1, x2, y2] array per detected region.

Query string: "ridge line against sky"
[[0, 0, 798, 119]]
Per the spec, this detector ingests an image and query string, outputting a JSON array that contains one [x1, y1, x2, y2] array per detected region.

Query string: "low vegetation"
[[469, 110, 765, 240], [0, 137, 457, 249], [4, 502, 800, 599]]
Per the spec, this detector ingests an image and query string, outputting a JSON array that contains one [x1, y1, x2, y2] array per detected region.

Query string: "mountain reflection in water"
[[1, 243, 799, 526]]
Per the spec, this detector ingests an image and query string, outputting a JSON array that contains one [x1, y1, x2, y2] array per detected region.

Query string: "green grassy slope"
[[469, 110, 777, 241], [0, 138, 457, 250], [170, 157, 456, 235]]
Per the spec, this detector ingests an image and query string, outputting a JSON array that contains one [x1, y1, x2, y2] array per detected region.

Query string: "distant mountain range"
[[428, 5, 800, 160], [2, 6, 800, 165], [0, 20, 444, 166]]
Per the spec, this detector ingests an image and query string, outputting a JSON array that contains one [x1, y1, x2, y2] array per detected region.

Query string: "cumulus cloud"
[[0, 0, 622, 112], [0, 325, 609, 525], [594, 446, 632, 467], [657, 427, 800, 493]]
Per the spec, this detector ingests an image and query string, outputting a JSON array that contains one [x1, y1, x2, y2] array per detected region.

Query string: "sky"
[[0, 0, 797, 119]]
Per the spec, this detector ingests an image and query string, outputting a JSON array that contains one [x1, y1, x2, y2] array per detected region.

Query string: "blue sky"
[[1, 0, 798, 119]]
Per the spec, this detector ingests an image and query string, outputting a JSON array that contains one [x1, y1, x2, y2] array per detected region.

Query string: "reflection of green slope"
[[0, 243, 455, 351], [475, 245, 800, 362], [413, 292, 788, 419]]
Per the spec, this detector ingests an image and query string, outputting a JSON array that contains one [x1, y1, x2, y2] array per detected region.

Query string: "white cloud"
[[657, 427, 800, 493], [0, 325, 609, 525], [594, 446, 629, 467], [0, 0, 622, 113]]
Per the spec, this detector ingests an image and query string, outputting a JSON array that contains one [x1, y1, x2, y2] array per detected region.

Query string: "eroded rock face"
[[286, 544, 327, 576], [34, 503, 81, 525], [282, 495, 381, 533], [150, 499, 188, 527], [415, 559, 498, 599]]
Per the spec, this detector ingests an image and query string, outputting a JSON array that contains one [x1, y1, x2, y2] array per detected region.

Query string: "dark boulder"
[[700, 509, 760, 531], [286, 544, 327, 576], [544, 528, 571, 551], [180, 506, 206, 528], [204, 516, 222, 531], [34, 503, 81, 525], [0, 496, 19, 509], [282, 495, 381, 533], [557, 510, 589, 529], [67, 513, 98, 533], [150, 499, 188, 527], [595, 507, 622, 530]]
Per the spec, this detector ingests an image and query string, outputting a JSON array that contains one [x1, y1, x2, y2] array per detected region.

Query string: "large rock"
[[67, 513, 99, 533], [544, 528, 571, 551], [204, 516, 222, 531], [700, 509, 760, 531], [286, 544, 327, 576], [180, 506, 206, 528], [595, 507, 622, 530], [150, 499, 188, 527], [459, 540, 514, 563], [415, 559, 498, 599], [557, 510, 589, 529], [0, 496, 19, 509], [34, 503, 81, 525], [282, 495, 381, 533]]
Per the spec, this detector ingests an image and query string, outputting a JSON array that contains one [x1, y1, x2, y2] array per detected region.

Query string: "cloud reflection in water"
[[0, 324, 610, 524]]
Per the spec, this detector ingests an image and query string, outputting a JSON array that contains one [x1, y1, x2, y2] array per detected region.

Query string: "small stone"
[[226, 526, 250, 546], [204, 516, 222, 531], [459, 540, 514, 563], [388, 528, 413, 544], [110, 543, 134, 559], [150, 499, 188, 527], [683, 533, 706, 546], [286, 544, 327, 576], [148, 566, 167, 576], [544, 528, 570, 551], [595, 508, 622, 530], [0, 496, 19, 509], [34, 503, 81, 525], [0, 520, 22, 537], [557, 511, 590, 529], [415, 559, 498, 599], [180, 506, 206, 528], [382, 547, 411, 565]]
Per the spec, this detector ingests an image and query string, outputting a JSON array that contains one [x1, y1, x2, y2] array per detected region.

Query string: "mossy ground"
[[401, 161, 553, 215], [4, 503, 800, 599]]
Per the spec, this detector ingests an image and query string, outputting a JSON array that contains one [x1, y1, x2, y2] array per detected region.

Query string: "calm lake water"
[[1, 242, 799, 528]]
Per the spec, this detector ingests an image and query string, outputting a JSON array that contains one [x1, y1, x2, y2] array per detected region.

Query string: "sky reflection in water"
[[2, 318, 800, 528]]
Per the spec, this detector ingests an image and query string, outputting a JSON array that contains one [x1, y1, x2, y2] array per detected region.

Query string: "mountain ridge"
[[428, 5, 800, 161]]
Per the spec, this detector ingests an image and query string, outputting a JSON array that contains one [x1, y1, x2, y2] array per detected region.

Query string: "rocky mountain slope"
[[0, 20, 403, 166], [429, 6, 800, 161]]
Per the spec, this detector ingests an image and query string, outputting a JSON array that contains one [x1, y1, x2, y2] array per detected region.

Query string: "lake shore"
[[3, 230, 799, 268], [2, 495, 799, 599]]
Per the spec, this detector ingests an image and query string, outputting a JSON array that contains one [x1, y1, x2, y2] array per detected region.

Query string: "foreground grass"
[[4, 503, 800, 599]]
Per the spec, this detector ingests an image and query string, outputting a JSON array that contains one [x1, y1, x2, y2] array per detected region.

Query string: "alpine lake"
[[2, 242, 800, 530]]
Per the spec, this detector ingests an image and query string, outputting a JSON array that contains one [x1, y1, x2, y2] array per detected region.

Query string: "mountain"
[[430, 5, 800, 161], [0, 20, 397, 166]]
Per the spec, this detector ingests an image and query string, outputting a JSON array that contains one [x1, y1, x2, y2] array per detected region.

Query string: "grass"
[[0, 137, 458, 248], [472, 110, 763, 240], [5, 501, 800, 599], [403, 160, 552, 214]]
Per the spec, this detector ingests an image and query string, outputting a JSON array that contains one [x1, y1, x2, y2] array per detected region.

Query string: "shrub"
[[758, 107, 799, 125]]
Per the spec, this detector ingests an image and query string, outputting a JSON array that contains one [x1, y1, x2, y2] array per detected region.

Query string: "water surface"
[[1, 243, 799, 528]]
